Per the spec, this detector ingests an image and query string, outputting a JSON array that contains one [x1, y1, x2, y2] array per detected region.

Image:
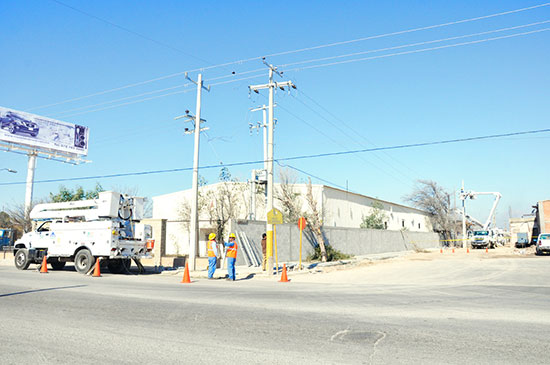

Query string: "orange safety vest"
[[226, 242, 238, 259], [207, 240, 216, 257]]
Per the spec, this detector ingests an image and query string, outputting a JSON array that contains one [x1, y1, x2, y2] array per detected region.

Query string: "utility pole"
[[175, 73, 210, 271], [24, 152, 37, 220], [249, 59, 295, 275], [249, 104, 276, 220], [461, 180, 466, 248]]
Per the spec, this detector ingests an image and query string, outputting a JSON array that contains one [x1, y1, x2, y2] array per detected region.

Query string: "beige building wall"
[[509, 217, 536, 244], [152, 183, 432, 256]]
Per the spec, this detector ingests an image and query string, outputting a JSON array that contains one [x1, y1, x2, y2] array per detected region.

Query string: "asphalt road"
[[1, 253, 549, 364]]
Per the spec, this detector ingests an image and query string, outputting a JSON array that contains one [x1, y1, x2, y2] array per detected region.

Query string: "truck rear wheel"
[[49, 258, 66, 270], [107, 259, 131, 274], [74, 249, 95, 274], [14, 249, 31, 270]]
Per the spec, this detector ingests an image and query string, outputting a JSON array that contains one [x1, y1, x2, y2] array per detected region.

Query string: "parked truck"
[[13, 191, 153, 274], [460, 190, 502, 249]]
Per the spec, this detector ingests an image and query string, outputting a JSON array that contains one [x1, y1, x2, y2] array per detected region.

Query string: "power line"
[[265, 2, 550, 58], [289, 91, 417, 187], [280, 20, 550, 69], [29, 2, 550, 111], [282, 27, 550, 73], [2, 127, 548, 186], [295, 89, 423, 178], [276, 161, 349, 191], [58, 73, 267, 118], [50, 0, 214, 66], [47, 25, 550, 119]]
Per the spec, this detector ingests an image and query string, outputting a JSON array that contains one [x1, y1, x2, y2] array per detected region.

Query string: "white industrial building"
[[152, 182, 433, 256]]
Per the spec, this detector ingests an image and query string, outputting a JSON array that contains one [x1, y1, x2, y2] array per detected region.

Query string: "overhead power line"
[[47, 25, 550, 119], [282, 27, 550, 72], [50, 0, 214, 66], [281, 20, 550, 69], [265, 2, 550, 58], [30, 2, 550, 111], [2, 128, 548, 186]]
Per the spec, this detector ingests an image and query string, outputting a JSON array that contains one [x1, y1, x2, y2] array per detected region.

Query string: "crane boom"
[[459, 191, 501, 230]]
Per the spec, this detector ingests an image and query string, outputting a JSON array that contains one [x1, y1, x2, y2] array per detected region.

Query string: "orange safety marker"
[[485, 247, 489, 253], [40, 255, 48, 274], [467, 248, 470, 254], [279, 264, 289, 283], [452, 248, 455, 254], [181, 261, 191, 284], [440, 248, 443, 254], [92, 258, 101, 277]]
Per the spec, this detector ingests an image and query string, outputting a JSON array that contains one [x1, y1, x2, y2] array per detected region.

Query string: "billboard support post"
[[24, 152, 37, 219]]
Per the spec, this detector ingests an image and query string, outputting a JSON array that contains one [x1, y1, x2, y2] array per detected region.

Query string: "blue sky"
[[1, 0, 549, 227]]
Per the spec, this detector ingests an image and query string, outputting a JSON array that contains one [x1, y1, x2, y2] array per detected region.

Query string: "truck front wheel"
[[74, 249, 95, 274], [14, 249, 31, 270]]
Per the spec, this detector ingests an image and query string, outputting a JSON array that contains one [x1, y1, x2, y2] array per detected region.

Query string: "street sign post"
[[298, 217, 306, 270], [267, 208, 283, 273]]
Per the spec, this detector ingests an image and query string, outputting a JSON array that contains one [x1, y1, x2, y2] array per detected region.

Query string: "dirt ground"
[[289, 244, 543, 284]]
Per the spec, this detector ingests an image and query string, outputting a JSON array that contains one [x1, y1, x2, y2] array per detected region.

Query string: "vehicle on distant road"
[[535, 234, 550, 255], [515, 232, 529, 248], [0, 111, 39, 137], [471, 230, 497, 249]]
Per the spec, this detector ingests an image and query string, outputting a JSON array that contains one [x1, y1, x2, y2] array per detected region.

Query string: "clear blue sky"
[[1, 0, 549, 227]]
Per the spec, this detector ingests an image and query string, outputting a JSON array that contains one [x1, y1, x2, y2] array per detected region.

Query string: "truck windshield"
[[474, 231, 489, 236]]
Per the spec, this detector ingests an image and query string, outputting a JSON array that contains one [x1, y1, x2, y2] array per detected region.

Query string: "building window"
[[418, 223, 421, 229], [401, 219, 405, 227], [350, 209, 353, 219], [384, 222, 388, 229], [338, 208, 340, 218]]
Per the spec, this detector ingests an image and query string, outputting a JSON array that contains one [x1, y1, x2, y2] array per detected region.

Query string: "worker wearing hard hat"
[[224, 233, 238, 281], [207, 233, 218, 279]]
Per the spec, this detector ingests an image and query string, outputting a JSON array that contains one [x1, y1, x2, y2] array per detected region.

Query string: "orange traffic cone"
[[40, 255, 48, 273], [485, 247, 489, 253], [467, 248, 470, 253], [452, 248, 455, 254], [279, 264, 289, 283], [181, 261, 191, 283], [92, 258, 101, 277], [440, 248, 443, 254]]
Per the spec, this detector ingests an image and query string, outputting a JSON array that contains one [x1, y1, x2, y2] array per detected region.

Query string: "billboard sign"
[[0, 106, 88, 156]]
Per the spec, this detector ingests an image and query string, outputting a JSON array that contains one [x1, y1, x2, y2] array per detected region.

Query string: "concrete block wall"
[[229, 219, 440, 265]]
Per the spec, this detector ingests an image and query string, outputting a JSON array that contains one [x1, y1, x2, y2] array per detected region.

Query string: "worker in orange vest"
[[207, 232, 219, 279], [224, 233, 238, 281]]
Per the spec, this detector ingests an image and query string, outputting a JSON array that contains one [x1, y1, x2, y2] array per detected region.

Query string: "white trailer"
[[13, 191, 153, 274]]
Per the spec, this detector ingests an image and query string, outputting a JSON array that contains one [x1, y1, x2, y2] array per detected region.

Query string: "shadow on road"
[[237, 273, 256, 281], [0, 284, 87, 298]]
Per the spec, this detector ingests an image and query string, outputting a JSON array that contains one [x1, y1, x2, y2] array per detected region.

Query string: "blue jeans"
[[227, 257, 236, 280], [208, 257, 217, 278]]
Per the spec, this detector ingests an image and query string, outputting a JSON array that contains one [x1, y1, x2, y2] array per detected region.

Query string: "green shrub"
[[307, 245, 352, 262]]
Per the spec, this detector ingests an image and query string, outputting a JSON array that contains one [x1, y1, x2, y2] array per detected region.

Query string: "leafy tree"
[[49, 183, 104, 202], [360, 202, 387, 229]]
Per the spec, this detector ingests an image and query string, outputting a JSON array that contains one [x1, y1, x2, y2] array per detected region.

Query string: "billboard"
[[0, 106, 88, 156]]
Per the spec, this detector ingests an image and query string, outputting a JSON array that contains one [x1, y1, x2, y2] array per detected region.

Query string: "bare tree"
[[404, 180, 456, 240], [275, 168, 303, 223], [305, 178, 328, 262]]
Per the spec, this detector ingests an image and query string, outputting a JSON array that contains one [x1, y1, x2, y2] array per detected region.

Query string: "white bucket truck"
[[13, 191, 153, 274]]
